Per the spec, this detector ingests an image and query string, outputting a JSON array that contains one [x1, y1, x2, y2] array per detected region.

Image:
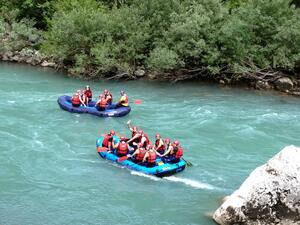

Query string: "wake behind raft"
[[57, 95, 131, 117], [96, 136, 186, 177]]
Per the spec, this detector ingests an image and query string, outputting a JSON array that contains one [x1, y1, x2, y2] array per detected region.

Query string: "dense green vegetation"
[[1, 0, 299, 80]]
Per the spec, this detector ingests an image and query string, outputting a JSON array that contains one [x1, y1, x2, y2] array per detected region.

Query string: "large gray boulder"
[[213, 146, 300, 225], [274, 77, 293, 92]]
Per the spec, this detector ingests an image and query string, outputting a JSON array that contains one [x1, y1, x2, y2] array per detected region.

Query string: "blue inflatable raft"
[[57, 95, 131, 117], [96, 136, 186, 177]]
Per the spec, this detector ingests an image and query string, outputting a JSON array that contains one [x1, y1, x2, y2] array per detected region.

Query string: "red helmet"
[[165, 138, 170, 144], [120, 136, 126, 141], [173, 140, 180, 146], [110, 130, 115, 135], [155, 133, 160, 139]]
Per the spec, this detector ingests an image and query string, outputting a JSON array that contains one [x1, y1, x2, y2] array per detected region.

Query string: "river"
[[1, 62, 300, 225]]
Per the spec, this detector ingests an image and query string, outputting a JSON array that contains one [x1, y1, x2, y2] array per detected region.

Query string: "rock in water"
[[213, 145, 300, 225]]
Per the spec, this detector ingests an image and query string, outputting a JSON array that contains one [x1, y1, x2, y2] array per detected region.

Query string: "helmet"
[[77, 90, 81, 93], [86, 85, 90, 89], [165, 138, 170, 144], [173, 140, 180, 146], [132, 126, 137, 131], [110, 130, 115, 135], [120, 136, 126, 141], [155, 133, 160, 139], [104, 89, 108, 94], [138, 130, 143, 135], [120, 90, 125, 95], [99, 94, 103, 98]]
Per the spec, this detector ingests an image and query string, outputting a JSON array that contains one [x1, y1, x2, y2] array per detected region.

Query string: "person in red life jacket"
[[160, 138, 174, 158], [113, 136, 130, 157], [116, 91, 129, 108], [143, 145, 157, 167], [127, 120, 138, 138], [96, 94, 107, 111], [154, 133, 165, 155], [83, 85, 92, 103], [103, 89, 113, 105], [130, 143, 147, 163], [102, 130, 115, 152], [72, 90, 85, 107], [162, 140, 183, 163], [127, 129, 143, 148]]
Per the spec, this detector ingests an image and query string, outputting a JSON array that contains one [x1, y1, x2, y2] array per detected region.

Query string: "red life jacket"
[[72, 94, 80, 105], [117, 141, 128, 155], [155, 139, 165, 151], [147, 151, 156, 164], [102, 134, 112, 147], [174, 146, 183, 159], [84, 90, 92, 99], [98, 98, 107, 108], [135, 148, 146, 162]]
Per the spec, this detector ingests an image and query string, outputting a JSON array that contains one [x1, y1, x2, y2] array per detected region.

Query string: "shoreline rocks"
[[213, 145, 300, 225], [0, 48, 57, 69]]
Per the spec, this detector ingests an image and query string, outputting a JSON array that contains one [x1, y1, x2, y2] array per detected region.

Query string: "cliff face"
[[213, 145, 300, 225]]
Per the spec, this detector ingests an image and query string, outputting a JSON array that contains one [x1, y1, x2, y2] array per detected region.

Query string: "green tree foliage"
[[3, 0, 300, 79], [0, 6, 41, 53]]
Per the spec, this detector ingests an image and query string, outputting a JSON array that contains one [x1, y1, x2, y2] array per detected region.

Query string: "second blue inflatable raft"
[[57, 95, 131, 117]]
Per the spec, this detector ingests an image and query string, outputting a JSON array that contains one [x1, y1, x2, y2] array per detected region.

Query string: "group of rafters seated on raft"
[[71, 86, 129, 110], [101, 121, 184, 168]]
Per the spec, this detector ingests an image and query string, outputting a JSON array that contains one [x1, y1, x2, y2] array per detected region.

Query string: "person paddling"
[[143, 145, 157, 167], [103, 89, 113, 105], [161, 140, 183, 163], [113, 136, 130, 157], [116, 90, 129, 108], [102, 130, 115, 152], [83, 85, 92, 103], [154, 133, 165, 155], [72, 90, 85, 107], [130, 143, 147, 164], [96, 94, 107, 111]]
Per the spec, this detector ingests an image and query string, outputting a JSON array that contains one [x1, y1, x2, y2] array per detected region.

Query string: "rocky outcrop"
[[0, 48, 57, 69], [213, 145, 300, 225]]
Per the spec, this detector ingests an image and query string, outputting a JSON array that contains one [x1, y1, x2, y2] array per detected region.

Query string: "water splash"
[[130, 171, 217, 190], [163, 176, 216, 190]]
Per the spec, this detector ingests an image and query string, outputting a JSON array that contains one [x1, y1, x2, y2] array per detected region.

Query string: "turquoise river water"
[[1, 62, 300, 225]]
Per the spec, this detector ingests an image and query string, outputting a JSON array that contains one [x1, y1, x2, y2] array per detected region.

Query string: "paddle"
[[133, 99, 142, 105], [97, 146, 108, 152], [117, 155, 130, 162], [182, 157, 193, 167]]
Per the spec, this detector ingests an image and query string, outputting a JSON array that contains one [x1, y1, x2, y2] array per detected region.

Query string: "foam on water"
[[130, 171, 218, 190]]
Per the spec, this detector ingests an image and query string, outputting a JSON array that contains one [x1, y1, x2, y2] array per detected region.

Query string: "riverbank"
[[1, 48, 300, 97]]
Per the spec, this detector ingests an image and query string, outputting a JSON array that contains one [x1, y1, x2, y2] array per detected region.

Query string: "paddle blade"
[[97, 146, 108, 152], [134, 99, 142, 105], [117, 156, 128, 162]]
